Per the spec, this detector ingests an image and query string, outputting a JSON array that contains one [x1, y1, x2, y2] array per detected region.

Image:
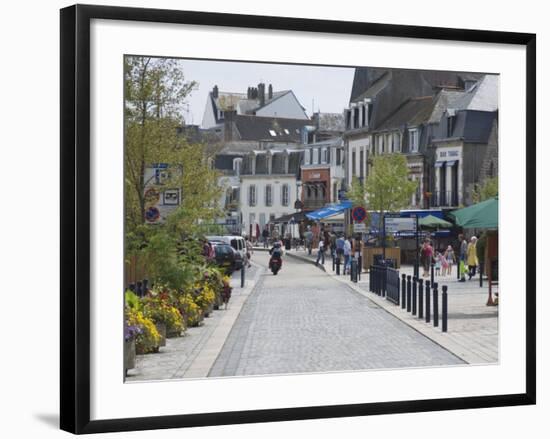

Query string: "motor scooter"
[[269, 255, 282, 275]]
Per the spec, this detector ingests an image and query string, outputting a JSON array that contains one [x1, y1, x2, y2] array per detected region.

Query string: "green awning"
[[449, 197, 498, 229], [418, 214, 452, 229]]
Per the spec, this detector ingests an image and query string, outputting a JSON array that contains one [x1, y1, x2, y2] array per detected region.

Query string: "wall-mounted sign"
[[163, 189, 180, 206], [352, 206, 367, 222], [385, 216, 417, 233]]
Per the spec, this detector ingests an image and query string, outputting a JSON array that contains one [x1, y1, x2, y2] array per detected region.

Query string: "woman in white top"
[[343, 238, 352, 274]]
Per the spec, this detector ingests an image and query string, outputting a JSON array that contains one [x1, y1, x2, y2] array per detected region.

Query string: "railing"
[[430, 190, 459, 207], [369, 266, 449, 332]]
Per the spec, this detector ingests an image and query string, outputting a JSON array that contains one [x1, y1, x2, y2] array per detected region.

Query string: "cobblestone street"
[[209, 252, 463, 377]]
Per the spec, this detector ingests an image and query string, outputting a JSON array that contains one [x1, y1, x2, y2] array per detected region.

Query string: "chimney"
[[212, 85, 219, 99], [247, 87, 252, 99], [268, 84, 273, 100], [258, 83, 265, 107], [224, 110, 237, 142]]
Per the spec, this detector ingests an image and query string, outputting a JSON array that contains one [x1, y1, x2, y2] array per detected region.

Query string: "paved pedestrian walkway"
[[285, 248, 499, 365], [126, 263, 264, 382], [209, 252, 463, 377]]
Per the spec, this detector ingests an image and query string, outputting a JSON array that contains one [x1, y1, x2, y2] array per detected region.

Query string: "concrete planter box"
[[124, 339, 136, 375], [155, 322, 166, 346]]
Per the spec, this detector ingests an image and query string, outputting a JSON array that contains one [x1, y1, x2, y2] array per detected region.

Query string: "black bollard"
[[382, 265, 386, 297], [358, 256, 362, 281], [418, 278, 424, 319], [433, 282, 439, 327], [332, 253, 336, 272], [412, 276, 417, 315], [442, 285, 448, 332], [431, 261, 435, 285], [401, 274, 407, 309], [241, 263, 245, 288], [336, 257, 340, 276], [479, 262, 483, 287], [425, 280, 431, 323], [406, 275, 412, 312]]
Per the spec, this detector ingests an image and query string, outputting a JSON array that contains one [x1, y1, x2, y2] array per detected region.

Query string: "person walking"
[[335, 233, 345, 267], [315, 237, 325, 266], [304, 226, 313, 255], [444, 245, 455, 276], [245, 236, 253, 268], [458, 233, 468, 282], [352, 234, 364, 273], [343, 237, 352, 275], [467, 236, 479, 280], [420, 239, 433, 277]]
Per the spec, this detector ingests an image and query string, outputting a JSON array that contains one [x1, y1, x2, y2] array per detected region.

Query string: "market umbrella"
[[449, 197, 498, 229], [418, 214, 452, 229]]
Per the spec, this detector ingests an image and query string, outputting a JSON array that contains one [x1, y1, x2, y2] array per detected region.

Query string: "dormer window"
[[409, 128, 419, 153]]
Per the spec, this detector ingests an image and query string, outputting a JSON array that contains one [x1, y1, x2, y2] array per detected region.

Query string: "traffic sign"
[[353, 223, 367, 232], [352, 206, 368, 222]]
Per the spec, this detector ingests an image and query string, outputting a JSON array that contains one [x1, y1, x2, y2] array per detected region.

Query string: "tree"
[[472, 176, 498, 203], [347, 175, 368, 207], [364, 154, 418, 233], [124, 56, 198, 231]]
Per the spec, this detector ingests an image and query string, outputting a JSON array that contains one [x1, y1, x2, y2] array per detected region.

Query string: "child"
[[434, 251, 441, 276], [439, 251, 449, 276], [444, 245, 455, 276]]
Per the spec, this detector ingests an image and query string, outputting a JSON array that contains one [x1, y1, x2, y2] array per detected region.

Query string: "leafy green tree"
[[472, 176, 498, 203], [347, 176, 368, 207], [365, 154, 418, 232]]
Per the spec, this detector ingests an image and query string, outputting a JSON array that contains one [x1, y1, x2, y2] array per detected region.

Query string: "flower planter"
[[155, 322, 167, 346], [124, 339, 136, 375]]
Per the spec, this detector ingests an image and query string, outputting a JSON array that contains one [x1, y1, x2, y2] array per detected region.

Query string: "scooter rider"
[[269, 240, 283, 269]]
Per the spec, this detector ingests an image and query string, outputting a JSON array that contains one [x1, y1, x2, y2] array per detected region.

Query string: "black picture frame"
[[60, 4, 536, 434]]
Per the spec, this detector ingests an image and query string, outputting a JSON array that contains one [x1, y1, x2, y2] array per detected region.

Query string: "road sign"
[[352, 206, 367, 222], [385, 216, 417, 233], [353, 223, 367, 232]]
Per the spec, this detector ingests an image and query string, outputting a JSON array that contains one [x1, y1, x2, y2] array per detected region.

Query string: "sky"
[[171, 58, 356, 126]]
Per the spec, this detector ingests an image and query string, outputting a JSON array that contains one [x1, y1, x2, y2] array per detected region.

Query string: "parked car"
[[206, 235, 246, 263], [210, 242, 238, 274]]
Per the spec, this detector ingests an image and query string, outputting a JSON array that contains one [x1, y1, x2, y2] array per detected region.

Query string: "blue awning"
[[306, 201, 352, 221]]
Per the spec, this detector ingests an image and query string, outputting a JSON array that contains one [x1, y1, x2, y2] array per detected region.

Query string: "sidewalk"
[[285, 248, 498, 365], [126, 262, 265, 382]]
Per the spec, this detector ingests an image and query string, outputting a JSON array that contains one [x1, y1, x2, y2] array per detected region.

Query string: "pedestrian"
[[420, 239, 433, 277], [304, 226, 313, 255], [343, 236, 352, 274], [335, 233, 345, 265], [458, 233, 468, 282], [352, 234, 364, 273], [245, 236, 253, 268], [315, 237, 325, 265], [467, 236, 479, 279], [434, 251, 442, 276], [444, 245, 455, 276], [262, 226, 269, 249]]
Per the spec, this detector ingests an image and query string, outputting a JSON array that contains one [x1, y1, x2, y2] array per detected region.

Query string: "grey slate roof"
[[433, 110, 497, 143], [374, 96, 435, 131], [316, 112, 345, 132], [233, 115, 309, 142], [214, 154, 244, 170]]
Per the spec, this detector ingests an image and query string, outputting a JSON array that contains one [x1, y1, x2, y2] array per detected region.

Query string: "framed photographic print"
[[60, 4, 536, 434]]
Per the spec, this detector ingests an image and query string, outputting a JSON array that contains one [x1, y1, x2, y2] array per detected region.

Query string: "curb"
[[285, 252, 327, 272]]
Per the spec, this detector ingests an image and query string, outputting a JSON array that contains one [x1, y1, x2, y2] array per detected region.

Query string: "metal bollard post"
[[401, 273, 407, 308], [442, 285, 448, 332], [358, 256, 362, 281], [457, 258, 460, 280], [418, 278, 424, 319], [433, 282, 439, 327], [425, 280, 431, 323], [336, 257, 340, 276], [406, 275, 412, 312], [332, 253, 336, 272], [479, 262, 483, 287], [431, 262, 435, 285], [382, 266, 387, 297], [412, 276, 417, 315], [241, 263, 245, 288]]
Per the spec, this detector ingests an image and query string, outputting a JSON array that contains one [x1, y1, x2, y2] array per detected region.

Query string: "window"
[[248, 185, 256, 206], [393, 132, 401, 152], [313, 148, 319, 165], [233, 158, 242, 176], [333, 182, 338, 202], [352, 149, 357, 177], [447, 115, 455, 137], [409, 129, 419, 152], [304, 149, 311, 165], [361, 105, 366, 127], [377, 135, 384, 154], [345, 110, 351, 129], [281, 184, 290, 206], [336, 148, 341, 165], [353, 107, 359, 128], [265, 184, 272, 206], [327, 147, 331, 164], [322, 148, 328, 164], [360, 149, 364, 178], [269, 129, 277, 136]]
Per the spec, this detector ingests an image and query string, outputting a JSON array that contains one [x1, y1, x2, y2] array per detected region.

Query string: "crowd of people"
[[420, 233, 480, 281]]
